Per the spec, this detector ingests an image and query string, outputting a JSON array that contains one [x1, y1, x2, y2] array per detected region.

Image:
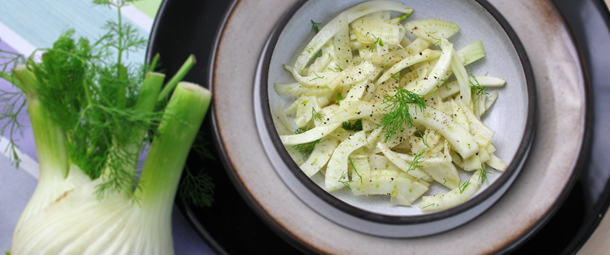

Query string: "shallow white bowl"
[[255, 0, 536, 237]]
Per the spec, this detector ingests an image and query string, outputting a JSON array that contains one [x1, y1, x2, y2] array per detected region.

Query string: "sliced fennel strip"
[[293, 0, 413, 74], [280, 123, 341, 145], [325, 131, 367, 191]]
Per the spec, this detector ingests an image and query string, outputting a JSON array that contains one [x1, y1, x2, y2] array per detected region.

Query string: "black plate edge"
[[210, 0, 571, 252], [147, 0, 598, 254], [494, 0, 595, 254], [146, 0, 238, 254], [547, 0, 608, 254], [207, 1, 320, 254]]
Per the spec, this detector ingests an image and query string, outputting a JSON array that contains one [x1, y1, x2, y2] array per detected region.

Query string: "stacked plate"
[[149, 0, 594, 253]]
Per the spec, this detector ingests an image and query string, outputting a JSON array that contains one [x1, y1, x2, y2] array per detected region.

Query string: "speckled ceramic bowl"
[[209, 0, 587, 252], [254, 0, 535, 237]]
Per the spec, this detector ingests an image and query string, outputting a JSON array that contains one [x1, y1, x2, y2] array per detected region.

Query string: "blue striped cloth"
[[0, 1, 214, 254]]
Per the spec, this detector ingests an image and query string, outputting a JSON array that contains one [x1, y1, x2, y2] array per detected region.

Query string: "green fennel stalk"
[[0, 1, 214, 253]]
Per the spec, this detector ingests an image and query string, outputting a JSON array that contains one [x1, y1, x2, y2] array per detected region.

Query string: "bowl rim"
[[258, 0, 537, 225]]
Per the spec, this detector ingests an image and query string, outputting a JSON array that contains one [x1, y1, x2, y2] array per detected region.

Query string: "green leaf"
[[311, 20, 321, 34], [407, 149, 425, 173], [380, 86, 426, 142], [310, 71, 323, 81], [348, 157, 362, 183], [391, 73, 405, 82], [293, 125, 320, 157], [398, 13, 412, 22], [479, 164, 492, 184], [295, 125, 314, 134], [328, 65, 343, 73], [311, 107, 324, 122], [369, 34, 384, 52], [193, 132, 216, 161], [342, 119, 363, 131], [459, 180, 471, 194], [335, 92, 344, 104], [292, 139, 323, 158], [417, 129, 430, 148], [469, 72, 488, 103], [180, 166, 214, 207], [421, 203, 434, 209], [338, 171, 353, 190]]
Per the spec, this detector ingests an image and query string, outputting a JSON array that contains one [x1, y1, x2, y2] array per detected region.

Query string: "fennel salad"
[[273, 0, 507, 212], [0, 1, 213, 254]]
